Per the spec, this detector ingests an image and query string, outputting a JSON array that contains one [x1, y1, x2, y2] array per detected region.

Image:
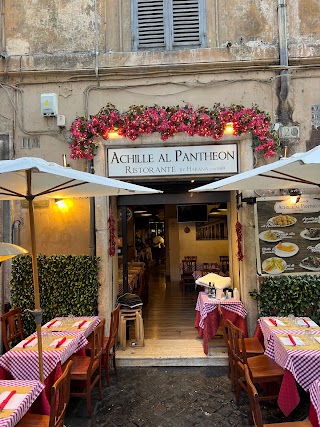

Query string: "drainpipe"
[[88, 160, 96, 257], [277, 0, 291, 124]]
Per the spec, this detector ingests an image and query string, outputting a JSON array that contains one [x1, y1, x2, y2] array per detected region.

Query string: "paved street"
[[65, 366, 309, 427]]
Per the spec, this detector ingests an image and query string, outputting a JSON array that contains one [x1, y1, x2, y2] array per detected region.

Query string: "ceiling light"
[[134, 207, 147, 214], [141, 213, 152, 216]]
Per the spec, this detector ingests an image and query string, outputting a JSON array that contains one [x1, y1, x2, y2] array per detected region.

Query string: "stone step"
[[116, 338, 229, 367]]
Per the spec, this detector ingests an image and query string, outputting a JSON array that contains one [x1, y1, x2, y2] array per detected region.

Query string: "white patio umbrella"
[[190, 146, 320, 193], [0, 157, 161, 381], [0, 243, 28, 262]]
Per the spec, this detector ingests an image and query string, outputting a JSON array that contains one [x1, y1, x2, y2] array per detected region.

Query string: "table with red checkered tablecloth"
[[259, 317, 320, 417], [310, 379, 320, 427], [195, 292, 248, 355], [0, 380, 45, 427]]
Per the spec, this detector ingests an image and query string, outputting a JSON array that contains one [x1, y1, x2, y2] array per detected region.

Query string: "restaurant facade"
[[0, 0, 320, 335]]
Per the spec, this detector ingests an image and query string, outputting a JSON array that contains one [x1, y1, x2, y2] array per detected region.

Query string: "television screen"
[[177, 204, 208, 223]]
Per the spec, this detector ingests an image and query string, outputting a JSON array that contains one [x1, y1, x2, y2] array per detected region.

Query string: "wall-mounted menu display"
[[255, 196, 320, 275]]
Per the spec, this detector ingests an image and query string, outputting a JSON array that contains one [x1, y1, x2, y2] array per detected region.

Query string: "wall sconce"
[[55, 198, 66, 208], [288, 189, 301, 204], [223, 122, 235, 135]]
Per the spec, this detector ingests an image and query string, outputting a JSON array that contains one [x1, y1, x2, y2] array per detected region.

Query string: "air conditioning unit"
[[40, 93, 58, 117]]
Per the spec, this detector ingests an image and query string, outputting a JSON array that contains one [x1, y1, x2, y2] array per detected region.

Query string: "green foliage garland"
[[10, 254, 100, 337], [250, 275, 320, 323]]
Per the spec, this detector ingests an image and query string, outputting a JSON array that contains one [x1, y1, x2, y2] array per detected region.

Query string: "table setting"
[[0, 380, 45, 427], [258, 315, 320, 416], [195, 291, 248, 354]]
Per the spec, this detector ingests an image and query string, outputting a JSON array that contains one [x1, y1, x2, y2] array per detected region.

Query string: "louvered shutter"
[[172, 0, 201, 47], [132, 0, 206, 50], [133, 0, 166, 50]]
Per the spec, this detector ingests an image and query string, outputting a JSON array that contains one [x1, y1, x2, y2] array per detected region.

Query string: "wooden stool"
[[119, 308, 144, 350]]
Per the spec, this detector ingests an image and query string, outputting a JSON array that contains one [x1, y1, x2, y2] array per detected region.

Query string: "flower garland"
[[108, 210, 116, 257], [69, 103, 279, 160]]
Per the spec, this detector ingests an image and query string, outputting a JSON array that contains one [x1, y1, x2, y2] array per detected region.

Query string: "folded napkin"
[[23, 336, 36, 348], [280, 335, 305, 346], [265, 318, 285, 327], [50, 338, 72, 348], [296, 318, 318, 328], [45, 320, 61, 328], [0, 392, 26, 410], [314, 336, 320, 344], [77, 320, 87, 329], [55, 337, 66, 348], [0, 391, 16, 410], [268, 318, 277, 326]]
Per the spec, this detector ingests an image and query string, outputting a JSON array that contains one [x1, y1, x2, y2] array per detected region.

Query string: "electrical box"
[[41, 93, 58, 117], [57, 115, 66, 127]]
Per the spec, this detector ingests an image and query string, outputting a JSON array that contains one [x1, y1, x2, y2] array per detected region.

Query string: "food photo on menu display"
[[255, 196, 320, 275]]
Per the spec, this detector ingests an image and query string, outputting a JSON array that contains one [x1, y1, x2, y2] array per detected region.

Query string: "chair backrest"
[[50, 359, 73, 427], [202, 262, 218, 270], [226, 319, 247, 365], [243, 364, 264, 427], [89, 320, 104, 373], [107, 304, 120, 351], [1, 307, 24, 351], [181, 259, 197, 274], [201, 268, 220, 276], [184, 256, 197, 260]]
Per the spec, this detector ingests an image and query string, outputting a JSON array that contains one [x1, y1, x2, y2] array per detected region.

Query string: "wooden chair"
[[218, 306, 264, 386], [70, 320, 104, 416], [227, 319, 284, 405], [219, 256, 229, 273], [184, 256, 197, 261], [16, 360, 73, 427], [181, 259, 197, 290], [244, 364, 312, 427], [102, 304, 120, 385], [1, 307, 24, 351]]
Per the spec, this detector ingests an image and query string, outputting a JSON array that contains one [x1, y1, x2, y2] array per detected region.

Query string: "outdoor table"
[[0, 328, 88, 405], [259, 316, 320, 417], [195, 292, 248, 355], [42, 315, 101, 340], [0, 380, 45, 427], [310, 379, 320, 427]]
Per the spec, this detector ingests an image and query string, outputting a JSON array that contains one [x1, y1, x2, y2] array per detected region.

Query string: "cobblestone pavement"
[[64, 366, 309, 427]]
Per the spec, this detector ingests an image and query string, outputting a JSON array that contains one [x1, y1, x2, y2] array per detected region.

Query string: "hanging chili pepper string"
[[235, 220, 244, 261], [108, 210, 116, 257]]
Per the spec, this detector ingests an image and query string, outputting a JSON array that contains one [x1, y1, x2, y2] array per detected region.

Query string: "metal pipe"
[[277, 0, 289, 102], [88, 160, 96, 257]]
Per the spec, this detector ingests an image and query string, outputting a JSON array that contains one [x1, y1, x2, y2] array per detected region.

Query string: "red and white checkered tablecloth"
[[0, 332, 87, 381], [259, 317, 320, 417], [310, 379, 320, 427], [196, 292, 248, 329], [44, 316, 101, 339], [0, 380, 44, 427]]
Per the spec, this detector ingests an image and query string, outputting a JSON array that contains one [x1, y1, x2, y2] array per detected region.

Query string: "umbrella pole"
[[27, 171, 44, 383]]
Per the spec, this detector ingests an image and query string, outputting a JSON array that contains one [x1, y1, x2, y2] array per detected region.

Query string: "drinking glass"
[[304, 330, 313, 345], [288, 314, 295, 326]]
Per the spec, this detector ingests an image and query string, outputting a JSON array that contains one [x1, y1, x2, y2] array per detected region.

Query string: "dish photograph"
[[262, 257, 287, 274], [267, 215, 297, 227], [258, 230, 286, 243], [300, 228, 320, 240], [299, 256, 320, 271], [274, 242, 299, 257]]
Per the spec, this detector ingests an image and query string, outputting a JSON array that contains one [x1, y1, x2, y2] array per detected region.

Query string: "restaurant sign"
[[107, 144, 238, 178], [255, 196, 320, 276]]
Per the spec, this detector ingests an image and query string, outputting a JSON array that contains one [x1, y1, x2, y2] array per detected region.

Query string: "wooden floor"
[[143, 262, 198, 340], [117, 262, 228, 366]]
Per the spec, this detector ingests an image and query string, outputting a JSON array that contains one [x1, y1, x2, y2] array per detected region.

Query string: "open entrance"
[[117, 180, 231, 360]]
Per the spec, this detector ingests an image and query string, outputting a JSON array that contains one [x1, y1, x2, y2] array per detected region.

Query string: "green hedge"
[[250, 274, 320, 324], [10, 254, 100, 336]]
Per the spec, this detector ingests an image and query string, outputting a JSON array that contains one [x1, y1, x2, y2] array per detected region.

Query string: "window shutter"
[[172, 0, 201, 47], [135, 0, 165, 49]]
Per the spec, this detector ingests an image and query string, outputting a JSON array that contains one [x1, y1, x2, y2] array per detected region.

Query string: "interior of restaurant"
[[117, 200, 230, 342]]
